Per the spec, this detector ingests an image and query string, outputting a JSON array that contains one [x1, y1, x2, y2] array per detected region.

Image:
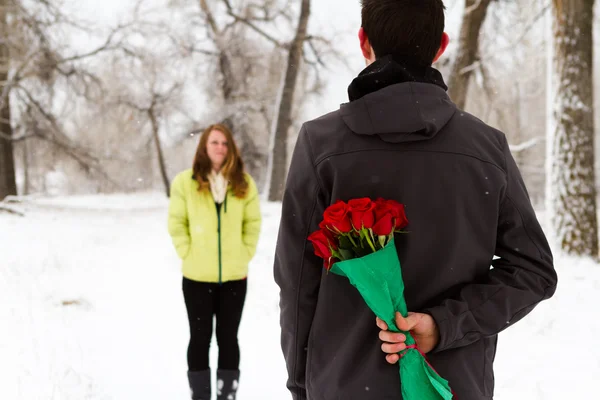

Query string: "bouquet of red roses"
[[309, 198, 453, 400]]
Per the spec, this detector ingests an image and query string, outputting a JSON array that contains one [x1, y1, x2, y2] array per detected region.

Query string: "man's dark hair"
[[361, 0, 446, 66]]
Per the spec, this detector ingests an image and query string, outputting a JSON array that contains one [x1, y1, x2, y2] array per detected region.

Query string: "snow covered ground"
[[1, 193, 598, 399]]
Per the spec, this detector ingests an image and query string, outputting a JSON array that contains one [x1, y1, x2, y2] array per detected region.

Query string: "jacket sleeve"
[[242, 175, 262, 260], [274, 125, 326, 400], [424, 135, 558, 352], [168, 174, 191, 260]]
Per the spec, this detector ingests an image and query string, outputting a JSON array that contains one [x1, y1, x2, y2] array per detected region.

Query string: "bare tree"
[[116, 73, 183, 197], [174, 0, 335, 191], [453, 0, 550, 206], [447, 0, 493, 110], [548, 0, 598, 258], [268, 0, 310, 201], [195, 0, 279, 181], [0, 0, 343, 199], [0, 0, 137, 199]]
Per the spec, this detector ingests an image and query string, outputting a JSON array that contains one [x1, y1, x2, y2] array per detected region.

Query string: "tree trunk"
[[22, 138, 29, 195], [149, 107, 170, 197], [513, 79, 524, 167], [0, 0, 17, 200], [447, 0, 492, 110], [268, 0, 311, 201], [549, 0, 598, 258]]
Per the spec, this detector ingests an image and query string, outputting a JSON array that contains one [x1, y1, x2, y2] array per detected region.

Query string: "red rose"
[[348, 198, 376, 230], [391, 202, 409, 230], [374, 198, 393, 220], [322, 200, 352, 233], [319, 222, 342, 251], [308, 229, 336, 260], [372, 212, 394, 235], [375, 198, 409, 231]]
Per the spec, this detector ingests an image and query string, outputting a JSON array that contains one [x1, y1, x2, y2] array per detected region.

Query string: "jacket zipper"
[[217, 193, 227, 285], [217, 203, 222, 285]]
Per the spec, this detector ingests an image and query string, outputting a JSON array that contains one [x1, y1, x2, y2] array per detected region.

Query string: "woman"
[[168, 124, 261, 400]]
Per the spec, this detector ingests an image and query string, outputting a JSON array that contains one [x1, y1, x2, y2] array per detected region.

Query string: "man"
[[273, 1, 557, 399]]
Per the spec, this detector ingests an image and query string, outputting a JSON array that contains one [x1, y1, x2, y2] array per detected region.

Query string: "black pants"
[[182, 277, 247, 371]]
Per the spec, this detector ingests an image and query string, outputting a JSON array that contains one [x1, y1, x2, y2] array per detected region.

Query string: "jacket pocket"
[[243, 245, 252, 263], [182, 243, 192, 260]]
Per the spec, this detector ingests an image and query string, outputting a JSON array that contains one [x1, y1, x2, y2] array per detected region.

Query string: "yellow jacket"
[[168, 169, 262, 282]]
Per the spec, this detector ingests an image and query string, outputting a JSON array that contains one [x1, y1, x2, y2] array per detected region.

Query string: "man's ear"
[[358, 27, 374, 61], [433, 32, 450, 63]]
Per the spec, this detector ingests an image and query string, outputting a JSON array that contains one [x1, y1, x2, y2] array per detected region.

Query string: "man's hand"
[[376, 312, 440, 364]]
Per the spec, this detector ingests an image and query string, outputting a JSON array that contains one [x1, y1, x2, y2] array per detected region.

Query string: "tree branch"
[[509, 136, 545, 153], [245, 2, 294, 23], [483, 2, 551, 60], [305, 39, 326, 67], [465, 0, 483, 15], [13, 86, 113, 180], [0, 130, 36, 142], [198, 0, 221, 36], [56, 23, 129, 65], [224, 9, 287, 48]]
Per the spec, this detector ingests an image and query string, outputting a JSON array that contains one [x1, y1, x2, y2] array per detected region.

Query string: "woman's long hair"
[[192, 124, 249, 198]]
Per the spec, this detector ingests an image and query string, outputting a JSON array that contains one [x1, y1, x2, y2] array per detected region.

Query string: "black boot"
[[188, 369, 211, 400], [216, 369, 240, 400]]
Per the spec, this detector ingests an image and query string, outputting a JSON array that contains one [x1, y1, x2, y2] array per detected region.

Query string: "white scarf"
[[208, 170, 228, 204]]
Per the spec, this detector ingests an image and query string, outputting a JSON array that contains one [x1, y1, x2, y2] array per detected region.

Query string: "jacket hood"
[[341, 55, 456, 143], [341, 82, 456, 143]]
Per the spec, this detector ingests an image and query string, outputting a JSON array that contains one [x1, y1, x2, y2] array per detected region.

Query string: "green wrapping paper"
[[329, 238, 453, 400]]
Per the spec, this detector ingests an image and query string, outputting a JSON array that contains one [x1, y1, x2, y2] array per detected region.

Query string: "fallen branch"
[[0, 204, 25, 216], [509, 136, 544, 153]]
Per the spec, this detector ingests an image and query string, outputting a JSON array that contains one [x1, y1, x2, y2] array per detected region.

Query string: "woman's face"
[[206, 129, 229, 170]]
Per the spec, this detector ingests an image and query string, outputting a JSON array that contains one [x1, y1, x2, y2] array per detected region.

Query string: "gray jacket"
[[274, 66, 557, 400]]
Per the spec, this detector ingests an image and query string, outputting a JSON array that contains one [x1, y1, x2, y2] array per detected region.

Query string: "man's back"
[[274, 56, 556, 400]]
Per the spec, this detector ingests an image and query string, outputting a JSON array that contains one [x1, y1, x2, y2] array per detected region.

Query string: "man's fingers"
[[381, 341, 406, 354], [379, 313, 416, 364], [386, 353, 400, 364], [379, 330, 406, 343], [395, 311, 420, 332], [376, 317, 388, 330]]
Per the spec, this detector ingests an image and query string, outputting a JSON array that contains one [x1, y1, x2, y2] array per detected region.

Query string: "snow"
[[1, 193, 598, 399], [1, 195, 287, 400], [27, 191, 169, 210]]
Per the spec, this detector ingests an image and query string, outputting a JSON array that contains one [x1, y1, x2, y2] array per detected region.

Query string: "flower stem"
[[346, 233, 358, 248], [364, 230, 377, 252]]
